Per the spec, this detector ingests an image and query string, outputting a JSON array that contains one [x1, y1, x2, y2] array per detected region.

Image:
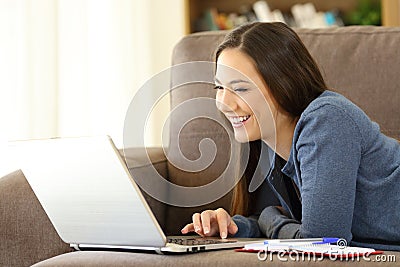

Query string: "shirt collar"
[[281, 146, 295, 177]]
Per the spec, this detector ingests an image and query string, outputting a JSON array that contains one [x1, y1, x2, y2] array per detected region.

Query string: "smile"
[[228, 115, 251, 128]]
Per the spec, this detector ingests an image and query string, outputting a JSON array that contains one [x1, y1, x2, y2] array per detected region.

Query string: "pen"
[[264, 237, 340, 245]]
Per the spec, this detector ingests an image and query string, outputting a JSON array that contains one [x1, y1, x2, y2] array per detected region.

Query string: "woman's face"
[[215, 48, 277, 143]]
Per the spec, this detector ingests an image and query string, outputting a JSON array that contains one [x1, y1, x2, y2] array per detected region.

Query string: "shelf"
[[382, 0, 400, 26], [185, 0, 395, 34]]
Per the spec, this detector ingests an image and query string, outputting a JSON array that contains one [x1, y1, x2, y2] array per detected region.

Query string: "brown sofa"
[[1, 26, 399, 267]]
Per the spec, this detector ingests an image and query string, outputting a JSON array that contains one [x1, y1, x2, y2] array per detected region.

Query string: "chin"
[[233, 132, 257, 143]]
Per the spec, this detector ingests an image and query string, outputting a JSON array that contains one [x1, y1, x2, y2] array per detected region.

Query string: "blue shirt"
[[232, 90, 400, 251]]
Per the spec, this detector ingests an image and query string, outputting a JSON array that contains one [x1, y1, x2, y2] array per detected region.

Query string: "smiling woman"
[[214, 50, 278, 145], [181, 22, 400, 251]]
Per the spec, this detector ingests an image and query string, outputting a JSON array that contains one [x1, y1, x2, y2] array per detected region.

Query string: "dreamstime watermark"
[[123, 61, 276, 207], [257, 249, 397, 263], [256, 239, 397, 263]]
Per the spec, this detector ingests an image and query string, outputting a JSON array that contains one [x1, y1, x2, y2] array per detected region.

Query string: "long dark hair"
[[215, 22, 328, 216]]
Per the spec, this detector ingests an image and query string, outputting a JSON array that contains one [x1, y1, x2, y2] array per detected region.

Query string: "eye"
[[213, 85, 224, 90], [234, 88, 248, 92]]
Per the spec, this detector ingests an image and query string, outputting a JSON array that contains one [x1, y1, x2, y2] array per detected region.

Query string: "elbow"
[[258, 206, 301, 239]]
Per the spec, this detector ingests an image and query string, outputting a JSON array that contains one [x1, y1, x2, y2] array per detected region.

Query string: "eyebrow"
[[214, 78, 250, 85]]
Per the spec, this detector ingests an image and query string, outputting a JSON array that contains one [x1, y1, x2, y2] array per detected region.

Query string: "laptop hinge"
[[70, 244, 81, 251]]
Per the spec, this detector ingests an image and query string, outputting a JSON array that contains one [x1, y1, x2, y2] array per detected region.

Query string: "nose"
[[216, 88, 238, 113]]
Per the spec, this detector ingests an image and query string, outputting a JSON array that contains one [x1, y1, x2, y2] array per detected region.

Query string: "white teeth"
[[231, 115, 250, 124]]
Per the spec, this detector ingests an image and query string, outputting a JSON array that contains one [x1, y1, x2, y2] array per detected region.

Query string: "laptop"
[[9, 136, 260, 253]]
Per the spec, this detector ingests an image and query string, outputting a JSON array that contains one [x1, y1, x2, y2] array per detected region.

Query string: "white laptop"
[[8, 136, 259, 253]]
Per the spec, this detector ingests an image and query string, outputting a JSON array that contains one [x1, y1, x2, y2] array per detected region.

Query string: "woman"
[[181, 22, 400, 251]]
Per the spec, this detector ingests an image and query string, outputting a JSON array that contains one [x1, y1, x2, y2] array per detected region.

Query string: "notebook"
[[8, 136, 261, 253]]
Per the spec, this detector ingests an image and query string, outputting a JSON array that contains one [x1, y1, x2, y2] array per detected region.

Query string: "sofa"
[[1, 26, 399, 267]]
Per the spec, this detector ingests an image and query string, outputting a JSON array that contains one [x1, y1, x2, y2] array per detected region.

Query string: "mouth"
[[228, 115, 251, 128]]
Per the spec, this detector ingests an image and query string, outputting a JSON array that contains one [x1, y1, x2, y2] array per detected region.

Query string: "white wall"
[[145, 0, 186, 147], [0, 0, 186, 177]]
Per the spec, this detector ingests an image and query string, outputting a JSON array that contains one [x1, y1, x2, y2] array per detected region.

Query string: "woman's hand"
[[181, 208, 238, 239]]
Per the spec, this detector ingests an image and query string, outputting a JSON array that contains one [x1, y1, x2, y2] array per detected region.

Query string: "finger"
[[216, 208, 229, 239], [228, 218, 238, 235], [192, 213, 203, 235], [181, 223, 194, 234], [200, 210, 215, 235]]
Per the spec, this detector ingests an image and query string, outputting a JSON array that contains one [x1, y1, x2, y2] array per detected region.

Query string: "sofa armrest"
[[120, 147, 169, 232], [0, 170, 73, 267], [121, 147, 167, 170]]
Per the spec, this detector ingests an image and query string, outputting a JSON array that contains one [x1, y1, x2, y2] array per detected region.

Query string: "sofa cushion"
[[32, 250, 400, 267], [0, 170, 72, 267]]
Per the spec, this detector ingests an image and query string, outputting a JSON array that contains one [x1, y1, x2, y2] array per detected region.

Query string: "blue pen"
[[264, 237, 340, 245], [311, 237, 341, 244]]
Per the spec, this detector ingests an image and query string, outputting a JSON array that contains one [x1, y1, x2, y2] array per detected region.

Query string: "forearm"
[[258, 206, 302, 239]]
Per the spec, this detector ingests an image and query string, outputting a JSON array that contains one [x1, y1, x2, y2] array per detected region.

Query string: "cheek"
[[247, 103, 266, 131], [240, 96, 260, 117], [215, 91, 223, 111]]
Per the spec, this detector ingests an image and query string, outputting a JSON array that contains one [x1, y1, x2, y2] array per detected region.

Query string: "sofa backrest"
[[164, 26, 400, 235], [295, 27, 400, 139]]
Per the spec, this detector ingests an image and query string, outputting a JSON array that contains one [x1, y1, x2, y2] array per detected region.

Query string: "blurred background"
[[0, 0, 185, 147], [0, 0, 398, 176]]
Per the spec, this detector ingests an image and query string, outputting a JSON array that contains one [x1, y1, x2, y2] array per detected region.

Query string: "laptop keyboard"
[[167, 237, 237, 246]]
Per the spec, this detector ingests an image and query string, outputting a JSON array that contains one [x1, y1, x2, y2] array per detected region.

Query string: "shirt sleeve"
[[258, 104, 362, 242], [231, 214, 262, 238], [258, 206, 301, 238]]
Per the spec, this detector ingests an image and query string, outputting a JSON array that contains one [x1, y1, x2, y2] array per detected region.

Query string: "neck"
[[263, 115, 297, 161]]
